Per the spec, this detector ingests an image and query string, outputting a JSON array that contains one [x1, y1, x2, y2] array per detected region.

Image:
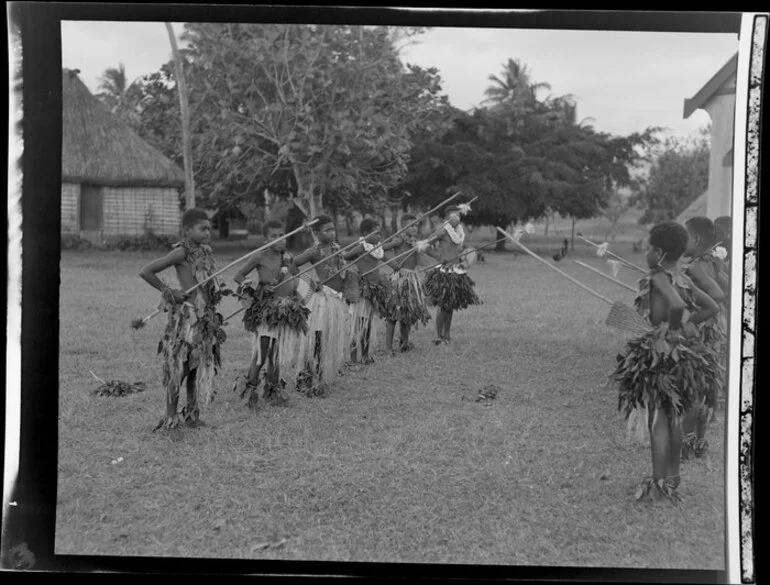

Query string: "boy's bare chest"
[[315, 251, 341, 276], [439, 238, 462, 261], [258, 254, 283, 282], [357, 254, 379, 275]]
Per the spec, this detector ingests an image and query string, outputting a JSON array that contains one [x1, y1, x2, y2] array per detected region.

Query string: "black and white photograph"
[[4, 5, 765, 582]]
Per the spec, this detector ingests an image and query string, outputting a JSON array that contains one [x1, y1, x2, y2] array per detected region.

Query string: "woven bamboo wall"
[[61, 182, 79, 233], [102, 187, 181, 236]]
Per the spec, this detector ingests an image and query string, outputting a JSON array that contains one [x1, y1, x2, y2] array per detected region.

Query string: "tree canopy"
[[634, 129, 710, 224], [400, 60, 660, 247]]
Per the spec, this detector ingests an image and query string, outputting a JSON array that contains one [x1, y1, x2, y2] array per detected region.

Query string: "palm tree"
[[483, 58, 551, 106], [97, 63, 140, 124]]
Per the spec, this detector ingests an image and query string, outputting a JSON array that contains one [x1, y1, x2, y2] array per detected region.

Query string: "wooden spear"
[[131, 219, 319, 329]]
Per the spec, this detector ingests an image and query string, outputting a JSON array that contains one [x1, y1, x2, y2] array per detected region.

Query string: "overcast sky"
[[60, 20, 739, 140]]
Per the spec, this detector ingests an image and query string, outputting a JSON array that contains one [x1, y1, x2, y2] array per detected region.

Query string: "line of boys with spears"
[[138, 187, 731, 505]]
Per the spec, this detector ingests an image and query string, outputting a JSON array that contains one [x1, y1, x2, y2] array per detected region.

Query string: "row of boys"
[[139, 206, 481, 431]]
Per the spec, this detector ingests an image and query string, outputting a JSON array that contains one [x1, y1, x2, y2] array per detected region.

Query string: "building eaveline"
[[678, 53, 737, 222]]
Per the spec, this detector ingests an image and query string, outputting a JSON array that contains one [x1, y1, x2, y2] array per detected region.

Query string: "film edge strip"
[[738, 12, 765, 585]]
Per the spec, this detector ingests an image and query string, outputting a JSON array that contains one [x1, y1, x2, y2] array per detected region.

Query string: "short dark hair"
[[401, 214, 417, 225], [685, 216, 717, 247], [714, 216, 731, 240], [262, 219, 284, 237], [649, 221, 689, 261], [182, 208, 210, 229], [311, 215, 335, 232], [359, 218, 380, 235]]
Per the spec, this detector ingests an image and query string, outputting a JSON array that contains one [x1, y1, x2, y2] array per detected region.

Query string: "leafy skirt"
[[384, 269, 431, 327], [611, 326, 723, 441], [242, 289, 310, 385], [699, 312, 728, 367], [158, 300, 225, 406], [359, 277, 392, 318], [424, 266, 482, 312]]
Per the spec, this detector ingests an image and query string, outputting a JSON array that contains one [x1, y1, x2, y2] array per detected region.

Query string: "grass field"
[[55, 236, 725, 568]]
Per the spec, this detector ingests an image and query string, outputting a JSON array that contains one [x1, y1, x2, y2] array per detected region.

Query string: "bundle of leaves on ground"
[[242, 284, 310, 335], [359, 278, 391, 317], [92, 380, 147, 397], [424, 267, 482, 312], [612, 326, 723, 419]]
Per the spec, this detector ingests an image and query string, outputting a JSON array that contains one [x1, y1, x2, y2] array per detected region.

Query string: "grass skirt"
[[612, 326, 723, 442], [385, 269, 431, 327], [249, 324, 305, 388], [424, 266, 482, 312], [295, 286, 349, 383], [347, 298, 385, 359]]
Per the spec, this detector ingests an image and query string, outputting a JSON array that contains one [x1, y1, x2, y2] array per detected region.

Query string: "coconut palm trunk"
[[165, 22, 195, 210]]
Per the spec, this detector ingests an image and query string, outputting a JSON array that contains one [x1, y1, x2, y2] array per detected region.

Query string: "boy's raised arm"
[[342, 244, 364, 261], [651, 272, 686, 330], [291, 248, 318, 269], [139, 247, 188, 301], [380, 237, 402, 252]]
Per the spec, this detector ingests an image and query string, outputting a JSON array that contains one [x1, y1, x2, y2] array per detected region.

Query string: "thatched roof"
[[62, 68, 185, 188]]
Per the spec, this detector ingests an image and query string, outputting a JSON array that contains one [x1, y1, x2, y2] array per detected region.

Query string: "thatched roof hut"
[[62, 68, 184, 187], [61, 68, 185, 242]]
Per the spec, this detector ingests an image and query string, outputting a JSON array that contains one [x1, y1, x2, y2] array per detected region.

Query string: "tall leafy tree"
[[403, 60, 660, 251], [634, 129, 710, 224], [176, 23, 451, 218]]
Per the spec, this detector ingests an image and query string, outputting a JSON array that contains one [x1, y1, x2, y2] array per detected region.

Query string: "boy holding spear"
[[231, 220, 310, 409], [381, 213, 432, 354], [420, 204, 482, 345], [340, 218, 399, 364], [138, 208, 227, 432], [290, 215, 352, 396]]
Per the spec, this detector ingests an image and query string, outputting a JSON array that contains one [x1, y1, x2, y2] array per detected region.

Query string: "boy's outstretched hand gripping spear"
[[131, 219, 319, 330]]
